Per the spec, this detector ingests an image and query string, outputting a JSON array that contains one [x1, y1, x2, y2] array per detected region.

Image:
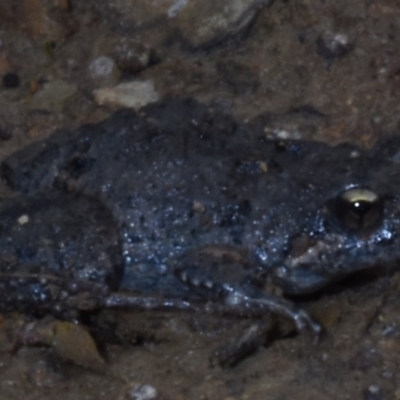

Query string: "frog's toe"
[[222, 288, 322, 340], [175, 264, 224, 300], [292, 308, 322, 341]]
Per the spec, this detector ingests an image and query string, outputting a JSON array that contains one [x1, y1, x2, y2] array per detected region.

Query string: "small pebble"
[[2, 72, 20, 88], [93, 80, 159, 109], [170, 0, 273, 49], [362, 385, 385, 400], [113, 38, 154, 74], [17, 215, 29, 225], [168, 0, 190, 18], [127, 384, 157, 400], [89, 56, 115, 78], [316, 31, 353, 64], [89, 56, 120, 85]]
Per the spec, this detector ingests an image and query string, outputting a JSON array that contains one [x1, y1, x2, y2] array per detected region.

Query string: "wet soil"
[[1, 0, 400, 399]]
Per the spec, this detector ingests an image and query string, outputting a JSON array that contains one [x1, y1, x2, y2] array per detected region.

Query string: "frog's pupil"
[[350, 200, 373, 224], [352, 200, 369, 215]]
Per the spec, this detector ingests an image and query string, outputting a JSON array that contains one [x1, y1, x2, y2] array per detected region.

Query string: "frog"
[[1, 97, 400, 337]]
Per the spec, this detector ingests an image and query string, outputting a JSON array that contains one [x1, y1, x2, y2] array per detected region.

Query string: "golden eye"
[[334, 188, 383, 231]]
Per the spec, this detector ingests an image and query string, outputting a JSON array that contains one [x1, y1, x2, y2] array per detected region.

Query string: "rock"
[[93, 80, 159, 109], [126, 384, 158, 400], [170, 0, 274, 48], [50, 321, 106, 370], [88, 56, 121, 86], [362, 385, 385, 400], [167, 0, 190, 18], [29, 80, 77, 112], [315, 31, 353, 66], [111, 0, 273, 49], [113, 38, 155, 74]]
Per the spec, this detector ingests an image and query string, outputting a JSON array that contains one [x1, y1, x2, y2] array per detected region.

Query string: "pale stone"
[[93, 80, 159, 109]]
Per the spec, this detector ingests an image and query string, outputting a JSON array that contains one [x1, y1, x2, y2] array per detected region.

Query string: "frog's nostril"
[[333, 188, 383, 232]]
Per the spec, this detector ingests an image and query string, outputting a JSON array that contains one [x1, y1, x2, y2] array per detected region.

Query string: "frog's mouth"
[[278, 234, 347, 294], [273, 265, 331, 295], [276, 233, 364, 295], [276, 262, 389, 297]]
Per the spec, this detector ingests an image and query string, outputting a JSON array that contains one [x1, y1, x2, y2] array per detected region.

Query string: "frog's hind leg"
[[221, 286, 321, 335], [106, 246, 321, 338], [104, 287, 321, 338], [104, 287, 321, 367]]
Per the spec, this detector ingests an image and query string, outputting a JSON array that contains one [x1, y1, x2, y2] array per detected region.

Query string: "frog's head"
[[274, 136, 400, 295]]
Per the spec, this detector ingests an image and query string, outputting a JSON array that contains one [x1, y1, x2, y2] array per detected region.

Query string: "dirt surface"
[[1, 1, 400, 399]]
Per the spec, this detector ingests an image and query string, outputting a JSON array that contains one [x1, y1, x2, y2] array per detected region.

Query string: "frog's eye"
[[334, 188, 383, 231]]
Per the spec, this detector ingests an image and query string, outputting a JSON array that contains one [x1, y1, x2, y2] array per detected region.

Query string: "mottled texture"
[[1, 99, 400, 330], [0, 191, 122, 316]]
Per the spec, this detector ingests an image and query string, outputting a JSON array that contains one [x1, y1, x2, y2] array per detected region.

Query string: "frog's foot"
[[221, 288, 322, 339]]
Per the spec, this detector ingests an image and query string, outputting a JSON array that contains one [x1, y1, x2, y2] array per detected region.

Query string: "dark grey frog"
[[1, 98, 400, 337]]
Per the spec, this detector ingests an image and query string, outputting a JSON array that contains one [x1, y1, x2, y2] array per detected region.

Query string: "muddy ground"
[[1, 0, 400, 399]]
